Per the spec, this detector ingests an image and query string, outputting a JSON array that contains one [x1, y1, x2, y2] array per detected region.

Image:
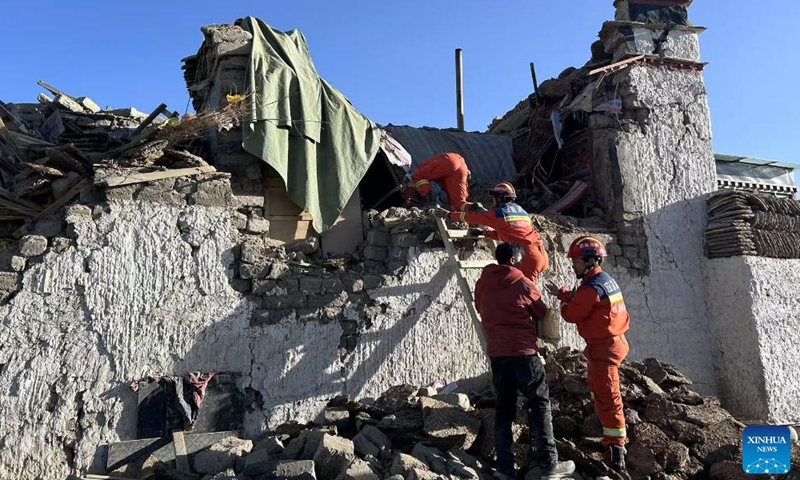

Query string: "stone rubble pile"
[[104, 348, 798, 480]]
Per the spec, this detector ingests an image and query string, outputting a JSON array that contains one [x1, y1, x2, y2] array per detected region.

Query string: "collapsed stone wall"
[[0, 170, 615, 479]]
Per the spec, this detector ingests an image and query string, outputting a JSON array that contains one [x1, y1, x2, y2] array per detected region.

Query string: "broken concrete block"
[[247, 215, 270, 234], [352, 425, 392, 459], [76, 97, 101, 113], [19, 235, 48, 257], [299, 278, 323, 295], [53, 94, 83, 112], [312, 434, 355, 480], [333, 458, 379, 480], [241, 262, 271, 280], [31, 218, 63, 238], [232, 211, 248, 230], [10, 256, 26, 272], [432, 394, 470, 411], [65, 204, 92, 221], [193, 436, 253, 474], [319, 408, 351, 436], [419, 397, 481, 451]]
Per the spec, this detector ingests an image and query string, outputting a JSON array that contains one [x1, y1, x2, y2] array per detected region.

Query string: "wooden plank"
[[435, 217, 487, 352], [457, 259, 495, 269], [12, 178, 91, 239], [171, 431, 190, 473], [589, 54, 645, 76], [99, 166, 217, 188], [0, 187, 44, 212]]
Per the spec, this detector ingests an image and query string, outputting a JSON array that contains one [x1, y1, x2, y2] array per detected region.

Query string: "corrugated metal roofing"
[[383, 125, 517, 185], [715, 153, 800, 171]]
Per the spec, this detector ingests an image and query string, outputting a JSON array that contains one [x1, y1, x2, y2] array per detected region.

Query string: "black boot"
[[608, 445, 627, 473]]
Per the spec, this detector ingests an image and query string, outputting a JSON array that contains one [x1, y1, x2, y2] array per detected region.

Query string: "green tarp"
[[238, 16, 381, 234]]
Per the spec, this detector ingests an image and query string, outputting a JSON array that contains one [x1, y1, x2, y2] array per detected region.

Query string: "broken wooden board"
[[171, 431, 190, 472], [98, 166, 217, 188]]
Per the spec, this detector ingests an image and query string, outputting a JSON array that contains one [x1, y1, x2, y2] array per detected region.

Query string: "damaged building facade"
[[0, 1, 798, 479]]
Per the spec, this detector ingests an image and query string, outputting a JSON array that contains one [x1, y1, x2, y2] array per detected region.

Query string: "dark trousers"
[[491, 354, 557, 477]]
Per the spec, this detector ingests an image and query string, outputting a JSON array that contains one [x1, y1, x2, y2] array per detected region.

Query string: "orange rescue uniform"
[[405, 153, 470, 211], [557, 266, 630, 447], [450, 202, 549, 280]]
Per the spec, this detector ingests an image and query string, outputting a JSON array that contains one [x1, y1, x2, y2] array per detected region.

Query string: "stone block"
[[307, 293, 347, 309], [54, 94, 83, 112], [241, 263, 271, 280], [268, 262, 291, 280], [420, 397, 481, 450], [387, 247, 407, 262], [252, 278, 277, 295], [50, 237, 72, 253], [333, 459, 379, 480], [193, 436, 253, 474], [262, 294, 307, 309], [241, 241, 269, 264], [232, 211, 248, 230], [321, 278, 343, 294], [416, 386, 437, 397], [251, 308, 294, 327], [30, 218, 63, 238], [76, 97, 101, 113], [410, 444, 448, 475], [266, 459, 317, 480], [299, 278, 323, 294], [618, 234, 636, 246], [389, 453, 428, 477], [362, 246, 387, 261], [248, 216, 270, 234], [606, 244, 623, 257], [631, 259, 647, 270], [279, 278, 300, 293], [19, 235, 48, 257], [623, 246, 639, 258], [392, 233, 419, 248], [10, 256, 26, 272], [0, 272, 21, 291], [617, 257, 631, 268], [65, 204, 92, 220], [282, 431, 325, 461], [230, 278, 251, 293], [431, 394, 470, 411], [312, 434, 355, 480], [345, 277, 364, 293], [366, 229, 390, 247], [189, 177, 234, 207], [362, 275, 382, 290], [52, 172, 82, 199], [352, 425, 392, 459]]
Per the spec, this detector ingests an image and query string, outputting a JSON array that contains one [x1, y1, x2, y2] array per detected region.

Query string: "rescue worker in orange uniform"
[[439, 182, 549, 280], [404, 152, 471, 211], [545, 236, 630, 474]]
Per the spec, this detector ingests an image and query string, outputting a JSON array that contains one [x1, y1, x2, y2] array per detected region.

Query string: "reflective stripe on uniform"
[[460, 211, 467, 222], [589, 391, 595, 400], [608, 292, 624, 304], [603, 427, 626, 437], [415, 179, 430, 187], [504, 215, 531, 223]]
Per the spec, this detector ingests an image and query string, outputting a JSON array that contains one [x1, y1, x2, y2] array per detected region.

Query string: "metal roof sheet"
[[715, 153, 800, 171], [383, 125, 517, 185]]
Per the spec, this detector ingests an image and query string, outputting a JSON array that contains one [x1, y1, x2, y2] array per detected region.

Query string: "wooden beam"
[[171, 431, 190, 473], [589, 54, 646, 76], [455, 48, 464, 131], [98, 166, 217, 188], [12, 178, 91, 239], [37, 80, 73, 100], [131, 103, 168, 137]]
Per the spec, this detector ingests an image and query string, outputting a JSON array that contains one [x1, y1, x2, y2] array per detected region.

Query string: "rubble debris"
[[104, 348, 755, 479], [705, 190, 800, 258]]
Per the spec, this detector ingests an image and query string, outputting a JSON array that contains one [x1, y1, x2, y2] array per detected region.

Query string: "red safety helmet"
[[567, 236, 608, 260], [489, 182, 516, 199]]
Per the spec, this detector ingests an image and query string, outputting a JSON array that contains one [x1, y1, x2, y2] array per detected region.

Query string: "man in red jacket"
[[404, 152, 471, 211], [475, 242, 575, 480], [441, 182, 549, 280], [546, 236, 630, 474]]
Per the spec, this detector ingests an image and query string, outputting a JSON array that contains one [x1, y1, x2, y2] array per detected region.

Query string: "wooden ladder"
[[434, 217, 499, 352]]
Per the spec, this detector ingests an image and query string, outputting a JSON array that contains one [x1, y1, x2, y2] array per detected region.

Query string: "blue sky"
[[1, 1, 798, 171]]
